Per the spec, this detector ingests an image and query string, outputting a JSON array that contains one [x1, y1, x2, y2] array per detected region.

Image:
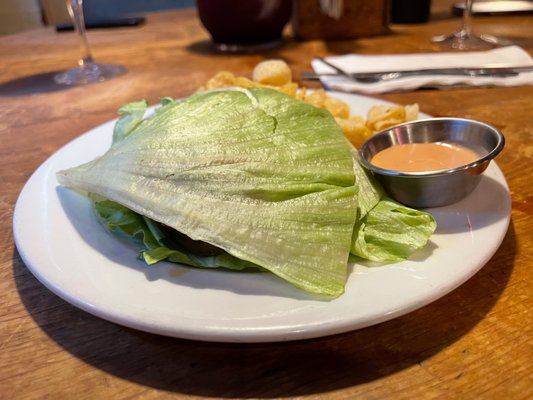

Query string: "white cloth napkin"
[[311, 46, 533, 94]]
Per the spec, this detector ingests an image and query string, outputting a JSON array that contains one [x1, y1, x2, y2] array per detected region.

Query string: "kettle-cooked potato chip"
[[336, 116, 373, 148], [252, 59, 293, 86]]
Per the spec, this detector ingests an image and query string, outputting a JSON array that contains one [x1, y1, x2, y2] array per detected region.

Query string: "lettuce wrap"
[[57, 88, 435, 298]]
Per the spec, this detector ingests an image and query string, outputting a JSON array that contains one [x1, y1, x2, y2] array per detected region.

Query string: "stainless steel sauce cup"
[[358, 117, 505, 208]]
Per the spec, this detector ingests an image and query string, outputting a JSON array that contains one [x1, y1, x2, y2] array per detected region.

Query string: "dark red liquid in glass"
[[197, 0, 292, 49]]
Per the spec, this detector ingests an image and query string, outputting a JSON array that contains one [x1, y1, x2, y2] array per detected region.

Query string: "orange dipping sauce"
[[371, 142, 480, 172]]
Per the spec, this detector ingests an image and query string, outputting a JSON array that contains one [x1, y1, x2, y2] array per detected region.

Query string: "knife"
[[306, 57, 533, 83]]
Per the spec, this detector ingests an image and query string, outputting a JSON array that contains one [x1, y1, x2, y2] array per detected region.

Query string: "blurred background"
[[0, 0, 195, 35], [2, 0, 529, 37]]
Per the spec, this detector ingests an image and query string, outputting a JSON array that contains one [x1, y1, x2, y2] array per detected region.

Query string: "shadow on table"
[[185, 37, 373, 57], [0, 71, 72, 97], [13, 222, 516, 398], [187, 29, 533, 59]]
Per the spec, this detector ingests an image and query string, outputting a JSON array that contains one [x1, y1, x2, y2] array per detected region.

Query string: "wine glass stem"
[[66, 0, 94, 67], [459, 0, 474, 37]]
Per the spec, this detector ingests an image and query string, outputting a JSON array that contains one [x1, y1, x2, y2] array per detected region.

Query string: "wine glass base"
[[432, 32, 501, 50], [54, 63, 126, 86]]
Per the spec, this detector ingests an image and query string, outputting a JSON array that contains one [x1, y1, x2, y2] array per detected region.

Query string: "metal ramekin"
[[358, 117, 505, 208]]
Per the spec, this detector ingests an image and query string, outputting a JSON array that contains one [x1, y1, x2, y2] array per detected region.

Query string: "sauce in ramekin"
[[371, 142, 479, 172]]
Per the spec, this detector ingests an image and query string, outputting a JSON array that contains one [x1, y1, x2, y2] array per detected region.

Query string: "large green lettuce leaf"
[[58, 89, 437, 297], [57, 88, 359, 297], [346, 148, 436, 261], [351, 198, 436, 261]]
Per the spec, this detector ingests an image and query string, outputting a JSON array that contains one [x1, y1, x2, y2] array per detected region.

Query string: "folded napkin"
[[311, 46, 533, 94]]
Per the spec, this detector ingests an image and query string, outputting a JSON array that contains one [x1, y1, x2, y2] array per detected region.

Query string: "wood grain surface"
[[1, 2, 532, 399]]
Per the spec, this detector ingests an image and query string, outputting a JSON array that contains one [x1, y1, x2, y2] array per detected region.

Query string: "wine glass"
[[54, 0, 126, 85], [432, 0, 500, 50]]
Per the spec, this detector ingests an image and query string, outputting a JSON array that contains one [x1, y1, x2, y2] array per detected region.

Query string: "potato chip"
[[373, 118, 405, 132], [366, 106, 403, 132], [276, 82, 299, 97], [405, 104, 419, 121], [252, 59, 292, 86], [336, 116, 373, 148], [304, 89, 327, 108], [367, 105, 404, 124], [295, 86, 307, 101], [234, 76, 258, 88], [324, 96, 350, 118], [200, 71, 237, 91]]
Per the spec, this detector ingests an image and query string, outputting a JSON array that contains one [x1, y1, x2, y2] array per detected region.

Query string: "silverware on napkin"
[[306, 57, 533, 83]]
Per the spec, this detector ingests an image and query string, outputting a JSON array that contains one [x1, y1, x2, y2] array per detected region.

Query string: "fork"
[[308, 57, 529, 83]]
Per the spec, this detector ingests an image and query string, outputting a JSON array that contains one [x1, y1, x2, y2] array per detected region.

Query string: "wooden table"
[[1, 3, 532, 399]]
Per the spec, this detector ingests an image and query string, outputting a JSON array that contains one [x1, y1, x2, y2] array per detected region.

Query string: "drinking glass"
[[432, 0, 500, 50], [196, 0, 292, 52], [54, 0, 126, 85]]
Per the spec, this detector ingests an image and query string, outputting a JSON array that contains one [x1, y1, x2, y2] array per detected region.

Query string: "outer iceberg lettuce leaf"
[[154, 97, 177, 115], [345, 143, 435, 262], [57, 88, 359, 297], [112, 100, 148, 145], [349, 145, 383, 220], [351, 198, 437, 262]]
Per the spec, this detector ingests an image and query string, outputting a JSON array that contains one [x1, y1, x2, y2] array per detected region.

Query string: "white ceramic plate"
[[13, 92, 511, 343]]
